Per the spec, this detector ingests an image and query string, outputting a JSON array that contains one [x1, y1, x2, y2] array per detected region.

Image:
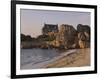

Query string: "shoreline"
[[21, 49, 75, 69], [21, 48, 90, 69], [45, 48, 90, 68]]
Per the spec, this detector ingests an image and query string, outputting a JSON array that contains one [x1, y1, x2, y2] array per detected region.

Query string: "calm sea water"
[[21, 48, 61, 68]]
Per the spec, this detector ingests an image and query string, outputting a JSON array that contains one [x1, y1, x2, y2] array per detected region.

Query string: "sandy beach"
[[45, 48, 90, 68]]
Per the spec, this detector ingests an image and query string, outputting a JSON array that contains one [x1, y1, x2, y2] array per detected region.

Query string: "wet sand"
[[45, 48, 90, 68]]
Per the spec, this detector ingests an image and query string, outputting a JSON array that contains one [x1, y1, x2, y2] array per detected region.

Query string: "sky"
[[21, 9, 90, 38]]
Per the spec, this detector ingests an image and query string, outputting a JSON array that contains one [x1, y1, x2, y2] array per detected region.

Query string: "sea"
[[21, 48, 61, 69]]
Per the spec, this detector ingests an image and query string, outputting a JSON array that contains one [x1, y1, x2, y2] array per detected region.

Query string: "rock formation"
[[42, 23, 58, 36], [55, 24, 78, 49], [21, 23, 90, 49], [77, 24, 90, 34], [77, 24, 90, 48]]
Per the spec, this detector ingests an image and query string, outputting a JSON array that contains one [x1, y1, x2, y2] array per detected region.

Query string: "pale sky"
[[21, 9, 90, 37]]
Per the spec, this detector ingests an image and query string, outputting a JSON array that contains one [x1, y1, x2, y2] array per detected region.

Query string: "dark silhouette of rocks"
[[21, 34, 36, 42]]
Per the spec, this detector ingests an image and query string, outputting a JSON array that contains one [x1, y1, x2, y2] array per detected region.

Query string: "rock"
[[72, 36, 79, 48], [56, 24, 78, 49], [77, 24, 90, 34], [42, 23, 58, 35], [77, 24, 90, 48], [78, 39, 86, 48]]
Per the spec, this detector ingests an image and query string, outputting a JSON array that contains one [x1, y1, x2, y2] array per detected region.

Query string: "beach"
[[21, 48, 90, 69], [45, 48, 90, 68]]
